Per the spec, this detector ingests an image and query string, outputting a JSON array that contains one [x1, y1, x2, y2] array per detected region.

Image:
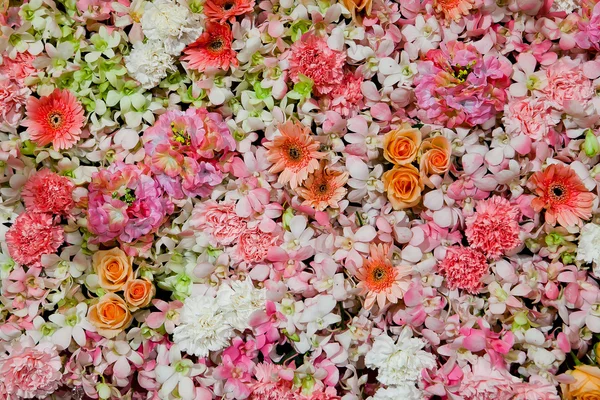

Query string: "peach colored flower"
[[264, 121, 325, 189], [420, 136, 452, 188], [296, 162, 349, 211], [237, 227, 279, 264], [123, 279, 155, 311], [88, 293, 133, 339], [356, 243, 412, 310], [562, 365, 600, 400], [22, 88, 85, 151], [530, 164, 595, 228], [433, 0, 474, 21], [92, 248, 133, 292], [383, 124, 422, 166], [340, 0, 372, 19], [382, 164, 424, 210]]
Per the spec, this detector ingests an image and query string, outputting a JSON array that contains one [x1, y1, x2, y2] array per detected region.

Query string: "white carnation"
[[217, 279, 266, 331], [173, 296, 234, 358], [125, 40, 175, 89], [371, 384, 424, 400], [551, 0, 578, 13], [365, 328, 436, 386], [141, 0, 202, 55], [577, 223, 600, 273]]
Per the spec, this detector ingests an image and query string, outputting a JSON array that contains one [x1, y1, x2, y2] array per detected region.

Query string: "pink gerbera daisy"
[[182, 23, 238, 73], [22, 88, 85, 151], [296, 162, 349, 211], [263, 120, 325, 189], [21, 169, 75, 215], [204, 0, 254, 23], [530, 163, 595, 228], [289, 33, 346, 95], [6, 213, 64, 266]]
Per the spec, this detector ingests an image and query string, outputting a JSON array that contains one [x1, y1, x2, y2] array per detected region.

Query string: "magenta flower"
[[414, 41, 512, 127], [87, 162, 172, 243], [143, 108, 235, 199]]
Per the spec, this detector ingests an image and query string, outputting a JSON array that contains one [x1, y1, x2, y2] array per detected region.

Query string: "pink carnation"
[[328, 72, 363, 117], [190, 201, 248, 245], [543, 57, 594, 110], [0, 78, 29, 130], [459, 357, 519, 400], [504, 97, 558, 142], [249, 363, 297, 400], [21, 169, 75, 215], [465, 196, 522, 259], [237, 227, 279, 263], [0, 339, 62, 399], [438, 247, 489, 293], [511, 377, 560, 400], [0, 52, 37, 85], [289, 33, 346, 96], [6, 212, 64, 266], [87, 162, 172, 243]]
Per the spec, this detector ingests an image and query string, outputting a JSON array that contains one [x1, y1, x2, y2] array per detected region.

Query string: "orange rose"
[[383, 124, 422, 166], [123, 279, 155, 311], [87, 293, 133, 339], [420, 136, 452, 187], [93, 248, 133, 292], [382, 164, 424, 210], [562, 365, 600, 400], [341, 0, 372, 18]]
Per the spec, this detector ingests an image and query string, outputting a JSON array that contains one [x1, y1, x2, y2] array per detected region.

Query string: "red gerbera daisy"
[[182, 23, 239, 73], [22, 88, 85, 151], [204, 0, 254, 24], [530, 163, 595, 228]]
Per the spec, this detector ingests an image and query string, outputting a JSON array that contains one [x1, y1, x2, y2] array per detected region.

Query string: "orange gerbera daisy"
[[433, 0, 474, 21], [356, 243, 412, 311], [530, 163, 595, 228], [296, 162, 349, 211], [264, 121, 325, 189], [182, 23, 238, 73]]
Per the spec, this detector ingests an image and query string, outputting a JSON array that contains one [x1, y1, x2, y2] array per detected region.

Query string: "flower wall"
[[2, 0, 600, 399]]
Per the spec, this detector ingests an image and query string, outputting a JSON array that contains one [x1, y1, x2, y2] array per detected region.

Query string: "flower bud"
[[583, 129, 600, 158], [96, 383, 111, 400]]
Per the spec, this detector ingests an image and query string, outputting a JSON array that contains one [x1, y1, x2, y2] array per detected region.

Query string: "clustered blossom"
[[3, 0, 600, 398]]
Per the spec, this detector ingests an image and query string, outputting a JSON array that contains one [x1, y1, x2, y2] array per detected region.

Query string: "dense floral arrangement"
[[3, 0, 600, 398]]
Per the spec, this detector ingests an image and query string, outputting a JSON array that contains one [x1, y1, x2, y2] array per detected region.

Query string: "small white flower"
[[173, 296, 234, 358], [371, 384, 424, 400], [365, 328, 436, 386], [577, 223, 600, 276], [216, 279, 266, 331], [141, 0, 202, 55], [125, 40, 175, 89]]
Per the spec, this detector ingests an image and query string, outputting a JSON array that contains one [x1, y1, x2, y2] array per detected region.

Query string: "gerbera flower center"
[[364, 262, 397, 292], [209, 38, 224, 52], [287, 145, 303, 161], [549, 183, 567, 203], [222, 1, 235, 10], [318, 182, 328, 194], [48, 111, 64, 129]]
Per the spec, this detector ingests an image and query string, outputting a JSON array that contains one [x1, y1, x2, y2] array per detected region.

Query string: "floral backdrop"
[[2, 0, 600, 398]]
